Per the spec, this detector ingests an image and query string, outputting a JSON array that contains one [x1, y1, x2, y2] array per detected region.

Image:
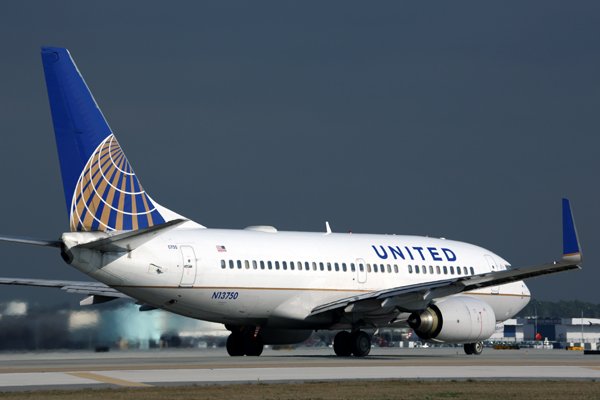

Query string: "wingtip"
[[562, 198, 583, 263]]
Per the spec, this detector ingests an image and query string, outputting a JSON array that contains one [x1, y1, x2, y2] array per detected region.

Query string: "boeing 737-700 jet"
[[0, 47, 583, 357]]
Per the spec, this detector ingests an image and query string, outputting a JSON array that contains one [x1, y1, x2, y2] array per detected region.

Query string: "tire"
[[464, 343, 474, 355], [226, 332, 245, 356], [333, 331, 352, 356], [472, 342, 483, 355], [244, 335, 264, 357], [351, 331, 371, 357]]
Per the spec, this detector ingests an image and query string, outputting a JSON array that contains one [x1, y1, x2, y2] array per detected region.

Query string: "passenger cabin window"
[[268, 261, 273, 270], [429, 266, 433, 274], [387, 264, 392, 273], [463, 267, 468, 275], [229, 260, 234, 269], [359, 264, 364, 272], [221, 260, 226, 269], [470, 267, 475, 275], [351, 263, 356, 272], [422, 265, 426, 274], [436, 266, 441, 274], [408, 265, 413, 273], [282, 261, 287, 270], [335, 263, 339, 272], [394, 264, 398, 273], [320, 262, 324, 271], [290, 261, 295, 270], [450, 266, 455, 274], [415, 265, 420, 274], [367, 264, 372, 272], [305, 262, 309, 271], [312, 262, 317, 271], [342, 263, 347, 272], [443, 266, 447, 274], [245, 260, 250, 269], [260, 261, 265, 270], [275, 261, 280, 270], [457, 266, 461, 275], [253, 261, 257, 269]]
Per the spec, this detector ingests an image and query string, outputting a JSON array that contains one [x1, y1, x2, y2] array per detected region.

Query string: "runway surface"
[[0, 347, 598, 392]]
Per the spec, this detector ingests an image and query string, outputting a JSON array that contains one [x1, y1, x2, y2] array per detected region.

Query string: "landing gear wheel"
[[350, 331, 371, 357], [226, 332, 244, 356], [464, 343, 474, 355], [333, 331, 352, 356], [472, 342, 483, 355], [243, 335, 264, 356]]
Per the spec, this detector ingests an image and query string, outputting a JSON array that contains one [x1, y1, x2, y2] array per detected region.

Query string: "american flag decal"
[[216, 245, 227, 252]]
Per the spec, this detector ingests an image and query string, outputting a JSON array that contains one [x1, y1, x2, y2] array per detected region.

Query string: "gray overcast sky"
[[0, 1, 598, 308]]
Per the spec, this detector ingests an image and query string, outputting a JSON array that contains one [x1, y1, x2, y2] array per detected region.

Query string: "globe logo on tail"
[[70, 134, 165, 231]]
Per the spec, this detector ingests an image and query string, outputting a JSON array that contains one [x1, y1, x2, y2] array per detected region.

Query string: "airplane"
[[0, 47, 583, 357]]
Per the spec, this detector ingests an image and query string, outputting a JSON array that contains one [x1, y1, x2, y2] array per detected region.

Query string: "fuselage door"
[[357, 258, 367, 284], [484, 254, 499, 294], [179, 245, 197, 288]]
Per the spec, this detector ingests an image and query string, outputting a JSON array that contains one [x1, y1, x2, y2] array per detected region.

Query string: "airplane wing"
[[310, 198, 583, 320], [0, 277, 131, 305], [309, 258, 580, 317]]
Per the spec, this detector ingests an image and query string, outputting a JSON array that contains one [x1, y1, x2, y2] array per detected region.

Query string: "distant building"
[[488, 318, 600, 344], [520, 318, 600, 343], [488, 319, 524, 342]]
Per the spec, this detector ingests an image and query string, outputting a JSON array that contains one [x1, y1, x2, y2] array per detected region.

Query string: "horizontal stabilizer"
[[74, 218, 187, 252], [0, 277, 129, 299], [0, 235, 60, 249]]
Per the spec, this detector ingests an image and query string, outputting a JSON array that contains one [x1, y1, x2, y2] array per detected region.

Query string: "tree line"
[[515, 299, 600, 319]]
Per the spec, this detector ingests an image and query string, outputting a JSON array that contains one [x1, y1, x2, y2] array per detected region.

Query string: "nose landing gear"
[[333, 330, 371, 357]]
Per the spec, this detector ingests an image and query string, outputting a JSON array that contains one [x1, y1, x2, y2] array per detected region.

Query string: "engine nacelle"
[[408, 296, 496, 343]]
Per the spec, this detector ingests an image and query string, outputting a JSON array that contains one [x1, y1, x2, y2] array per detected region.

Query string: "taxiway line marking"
[[0, 361, 598, 374], [67, 372, 153, 387]]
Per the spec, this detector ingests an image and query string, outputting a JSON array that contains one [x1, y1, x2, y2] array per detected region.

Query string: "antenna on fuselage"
[[325, 221, 332, 234]]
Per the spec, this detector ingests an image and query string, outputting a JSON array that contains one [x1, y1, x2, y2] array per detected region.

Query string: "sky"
[[0, 1, 598, 309]]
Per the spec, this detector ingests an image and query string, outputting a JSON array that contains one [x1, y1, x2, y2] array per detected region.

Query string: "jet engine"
[[407, 296, 496, 343]]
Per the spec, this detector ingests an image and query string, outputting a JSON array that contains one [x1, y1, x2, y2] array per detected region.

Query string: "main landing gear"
[[226, 331, 264, 356], [463, 342, 483, 355], [333, 330, 371, 357]]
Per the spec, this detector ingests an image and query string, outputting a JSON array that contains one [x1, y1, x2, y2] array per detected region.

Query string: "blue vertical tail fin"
[[41, 47, 196, 232]]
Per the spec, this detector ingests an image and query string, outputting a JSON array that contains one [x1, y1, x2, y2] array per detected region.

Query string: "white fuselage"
[[65, 228, 531, 330]]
